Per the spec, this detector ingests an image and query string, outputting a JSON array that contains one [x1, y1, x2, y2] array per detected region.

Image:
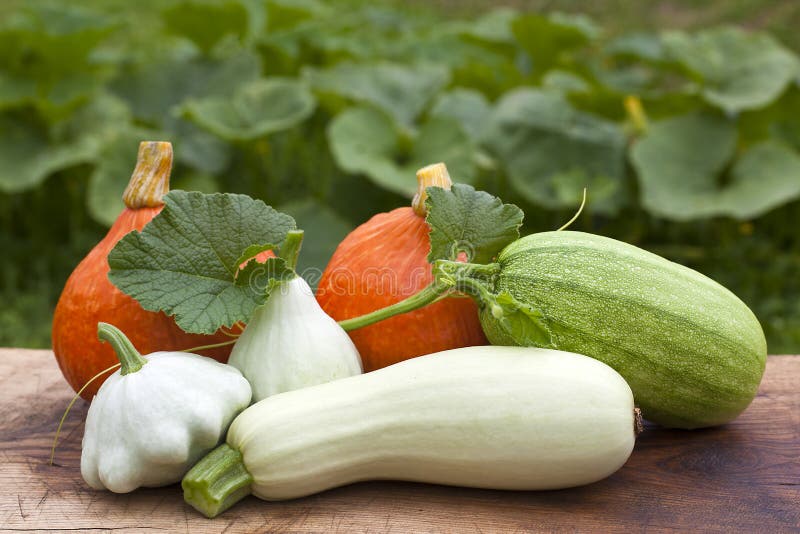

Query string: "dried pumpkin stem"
[[412, 162, 453, 216], [123, 141, 173, 209]]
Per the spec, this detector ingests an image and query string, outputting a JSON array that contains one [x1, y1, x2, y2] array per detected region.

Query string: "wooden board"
[[0, 349, 798, 533]]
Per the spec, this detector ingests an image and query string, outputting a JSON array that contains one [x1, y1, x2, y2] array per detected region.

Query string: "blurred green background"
[[2, 0, 799, 352]]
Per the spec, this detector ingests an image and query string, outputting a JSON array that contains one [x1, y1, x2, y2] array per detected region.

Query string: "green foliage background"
[[2, 0, 799, 352]]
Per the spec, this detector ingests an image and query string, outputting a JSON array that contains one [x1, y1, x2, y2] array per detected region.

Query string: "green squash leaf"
[[630, 113, 736, 220], [0, 72, 37, 109], [425, 184, 523, 264], [511, 13, 596, 77], [165, 116, 232, 174], [605, 32, 666, 62], [108, 191, 297, 334], [0, 114, 93, 192], [181, 78, 316, 141], [265, 0, 330, 33], [304, 62, 449, 127], [327, 106, 476, 197], [162, 0, 249, 55], [430, 88, 491, 143], [411, 117, 477, 188], [327, 107, 404, 193], [630, 113, 800, 220], [725, 141, 800, 219], [238, 255, 297, 300], [487, 88, 627, 214], [457, 7, 517, 44], [663, 27, 800, 113], [484, 291, 554, 349], [111, 49, 261, 124], [235, 243, 279, 269], [0, 94, 129, 193], [541, 70, 591, 94]]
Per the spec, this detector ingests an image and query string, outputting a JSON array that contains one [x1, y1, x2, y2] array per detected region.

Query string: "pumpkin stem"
[[122, 141, 173, 209], [412, 162, 453, 216], [97, 322, 147, 375], [279, 230, 304, 272]]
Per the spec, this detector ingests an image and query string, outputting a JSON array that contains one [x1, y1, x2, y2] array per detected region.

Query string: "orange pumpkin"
[[316, 163, 488, 372], [52, 142, 237, 400]]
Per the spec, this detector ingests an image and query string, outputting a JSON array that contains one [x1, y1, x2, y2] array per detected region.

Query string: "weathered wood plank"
[[1, 349, 798, 533]]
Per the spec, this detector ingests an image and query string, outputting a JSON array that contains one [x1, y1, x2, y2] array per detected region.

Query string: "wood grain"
[[0, 349, 798, 533]]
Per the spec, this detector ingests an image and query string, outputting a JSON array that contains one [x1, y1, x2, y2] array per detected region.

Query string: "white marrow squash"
[[183, 346, 639, 517]]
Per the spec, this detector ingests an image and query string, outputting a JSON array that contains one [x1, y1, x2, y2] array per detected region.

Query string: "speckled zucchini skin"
[[480, 231, 767, 429]]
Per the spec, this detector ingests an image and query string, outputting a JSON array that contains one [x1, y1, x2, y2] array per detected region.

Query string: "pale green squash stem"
[[338, 260, 498, 332], [97, 322, 147, 375]]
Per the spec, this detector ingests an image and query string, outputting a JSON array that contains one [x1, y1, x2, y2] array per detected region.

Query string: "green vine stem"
[[279, 230, 304, 272], [182, 444, 254, 518], [338, 260, 500, 332], [97, 322, 147, 375]]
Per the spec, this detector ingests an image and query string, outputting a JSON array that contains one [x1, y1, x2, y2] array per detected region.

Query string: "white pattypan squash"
[[228, 231, 362, 401], [81, 323, 252, 493]]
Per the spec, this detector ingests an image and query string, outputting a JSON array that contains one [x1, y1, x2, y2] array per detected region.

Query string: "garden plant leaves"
[[425, 184, 524, 264], [108, 191, 296, 334], [182, 78, 316, 141], [631, 113, 800, 220], [664, 27, 800, 113], [487, 88, 627, 214], [304, 61, 449, 126], [327, 106, 476, 196]]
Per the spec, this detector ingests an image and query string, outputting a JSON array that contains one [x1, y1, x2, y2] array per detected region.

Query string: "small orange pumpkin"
[[316, 163, 488, 372], [52, 142, 237, 399]]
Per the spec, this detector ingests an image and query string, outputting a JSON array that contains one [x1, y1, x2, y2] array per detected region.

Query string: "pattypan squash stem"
[[182, 444, 253, 519], [338, 260, 501, 332], [279, 230, 304, 272], [97, 323, 147, 375]]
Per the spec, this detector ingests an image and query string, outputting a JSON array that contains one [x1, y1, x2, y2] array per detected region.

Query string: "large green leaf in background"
[[0, 114, 94, 193], [304, 62, 449, 127], [456, 7, 517, 44], [663, 27, 800, 113], [487, 88, 626, 213], [0, 94, 129, 193], [631, 113, 800, 220], [111, 49, 261, 124], [181, 78, 316, 141], [605, 32, 666, 62], [164, 116, 232, 175], [0, 5, 115, 115], [739, 87, 800, 151], [511, 13, 597, 77], [266, 0, 331, 33], [430, 88, 492, 143], [327, 106, 476, 197], [162, 0, 250, 54]]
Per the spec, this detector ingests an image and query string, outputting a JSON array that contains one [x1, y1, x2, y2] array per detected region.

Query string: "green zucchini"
[[472, 231, 766, 429]]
